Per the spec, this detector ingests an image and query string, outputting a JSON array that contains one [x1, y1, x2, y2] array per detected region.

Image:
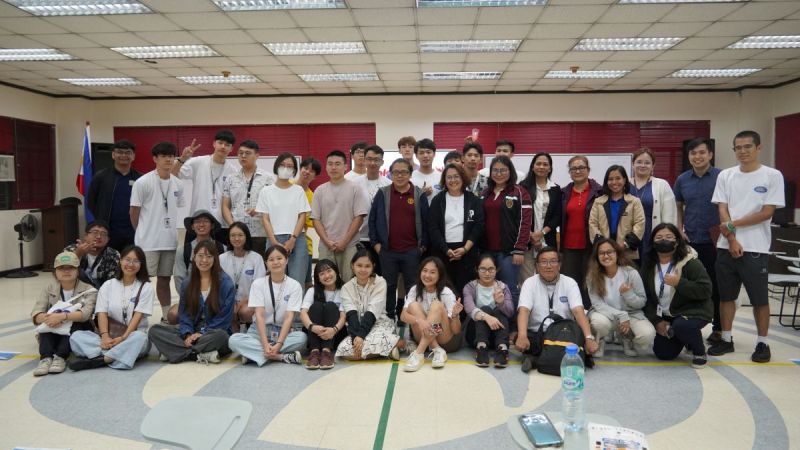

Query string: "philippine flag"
[[76, 122, 94, 222]]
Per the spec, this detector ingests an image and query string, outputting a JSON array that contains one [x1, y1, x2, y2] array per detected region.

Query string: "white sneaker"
[[594, 340, 605, 358], [622, 339, 638, 357], [33, 357, 52, 377], [282, 351, 302, 364], [405, 340, 417, 355], [404, 352, 423, 372], [49, 355, 66, 373], [431, 347, 447, 368], [196, 350, 221, 365]]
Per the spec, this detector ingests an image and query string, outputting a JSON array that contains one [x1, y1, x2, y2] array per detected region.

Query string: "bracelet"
[[333, 325, 339, 332], [308, 323, 315, 332], [177, 158, 186, 164], [100, 331, 109, 336], [725, 221, 736, 232]]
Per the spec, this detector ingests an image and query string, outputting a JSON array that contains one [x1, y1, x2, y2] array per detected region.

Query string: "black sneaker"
[[521, 354, 536, 373], [69, 356, 106, 371], [751, 342, 771, 363], [691, 354, 707, 369], [493, 349, 509, 368], [707, 339, 734, 356], [475, 347, 490, 367], [706, 331, 722, 345]]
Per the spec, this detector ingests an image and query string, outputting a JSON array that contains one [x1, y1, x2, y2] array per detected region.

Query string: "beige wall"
[[1, 81, 799, 270]]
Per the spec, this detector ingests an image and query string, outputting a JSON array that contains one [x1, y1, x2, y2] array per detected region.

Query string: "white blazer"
[[649, 177, 677, 227]]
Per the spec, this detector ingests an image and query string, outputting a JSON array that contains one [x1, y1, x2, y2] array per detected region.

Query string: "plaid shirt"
[[63, 244, 120, 288]]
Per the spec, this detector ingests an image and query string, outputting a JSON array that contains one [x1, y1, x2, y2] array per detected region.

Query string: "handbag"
[[106, 282, 145, 339]]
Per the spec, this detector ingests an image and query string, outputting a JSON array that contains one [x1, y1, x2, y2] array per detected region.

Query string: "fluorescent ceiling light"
[[6, 0, 151, 15], [574, 37, 683, 51], [299, 73, 379, 82], [0, 48, 76, 61], [619, 0, 746, 3], [59, 77, 141, 86], [420, 40, 521, 53], [265, 42, 366, 55], [418, 0, 547, 6], [178, 75, 261, 84], [727, 35, 800, 49], [423, 71, 502, 80], [670, 68, 761, 77], [111, 45, 219, 59], [214, 0, 345, 10], [545, 70, 629, 79]]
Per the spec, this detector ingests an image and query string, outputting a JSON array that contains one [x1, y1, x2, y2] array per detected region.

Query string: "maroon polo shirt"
[[388, 184, 418, 252], [484, 191, 503, 251]]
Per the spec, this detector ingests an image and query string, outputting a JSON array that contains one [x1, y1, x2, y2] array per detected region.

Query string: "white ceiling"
[[0, 0, 798, 97]]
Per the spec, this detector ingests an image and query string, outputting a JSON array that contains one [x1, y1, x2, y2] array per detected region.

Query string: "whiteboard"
[[483, 153, 632, 187], [176, 155, 299, 229]]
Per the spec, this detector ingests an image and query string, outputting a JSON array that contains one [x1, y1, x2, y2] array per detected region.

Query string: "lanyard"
[[210, 161, 224, 197], [232, 253, 247, 292], [158, 178, 172, 212], [267, 275, 286, 325], [657, 262, 675, 299], [243, 170, 256, 205]]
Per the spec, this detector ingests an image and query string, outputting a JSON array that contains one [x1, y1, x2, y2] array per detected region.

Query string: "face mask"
[[653, 239, 676, 253], [277, 167, 294, 180]]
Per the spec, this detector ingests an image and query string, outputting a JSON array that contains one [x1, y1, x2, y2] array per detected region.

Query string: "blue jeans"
[[380, 248, 422, 319], [269, 233, 309, 287], [492, 251, 520, 305]]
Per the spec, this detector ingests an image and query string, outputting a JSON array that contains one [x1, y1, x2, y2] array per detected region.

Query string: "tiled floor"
[[1, 273, 798, 450]]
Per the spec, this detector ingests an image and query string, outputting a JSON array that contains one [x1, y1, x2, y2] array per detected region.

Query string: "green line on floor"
[[373, 362, 399, 450]]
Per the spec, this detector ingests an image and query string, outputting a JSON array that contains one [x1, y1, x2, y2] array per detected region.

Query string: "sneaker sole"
[[476, 361, 489, 367], [691, 363, 707, 369], [751, 356, 771, 363], [319, 364, 334, 370], [305, 365, 320, 370], [403, 365, 422, 372], [33, 371, 48, 377], [708, 348, 734, 356]]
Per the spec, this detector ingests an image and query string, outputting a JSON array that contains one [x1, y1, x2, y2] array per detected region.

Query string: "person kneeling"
[[301, 259, 347, 369]]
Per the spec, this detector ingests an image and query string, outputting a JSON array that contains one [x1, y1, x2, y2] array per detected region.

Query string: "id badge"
[[656, 305, 663, 317], [211, 197, 218, 209], [269, 330, 279, 343], [163, 217, 172, 229]]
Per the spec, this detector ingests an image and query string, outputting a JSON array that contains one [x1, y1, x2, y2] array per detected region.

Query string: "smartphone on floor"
[[519, 413, 564, 448]]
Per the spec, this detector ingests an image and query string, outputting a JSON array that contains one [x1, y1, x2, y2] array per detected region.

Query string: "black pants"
[[306, 302, 345, 351], [690, 242, 721, 331], [38, 321, 93, 358], [465, 306, 510, 349], [434, 243, 478, 299], [653, 316, 709, 359], [381, 248, 421, 319], [561, 248, 591, 309]]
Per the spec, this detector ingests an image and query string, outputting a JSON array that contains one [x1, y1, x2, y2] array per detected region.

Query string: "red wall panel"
[[13, 120, 55, 209], [307, 123, 376, 189], [640, 121, 710, 184], [776, 112, 800, 208], [114, 126, 178, 173], [499, 122, 571, 153], [432, 122, 499, 153], [0, 116, 13, 155]]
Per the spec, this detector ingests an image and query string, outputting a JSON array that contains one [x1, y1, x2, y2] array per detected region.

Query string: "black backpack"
[[531, 289, 590, 376]]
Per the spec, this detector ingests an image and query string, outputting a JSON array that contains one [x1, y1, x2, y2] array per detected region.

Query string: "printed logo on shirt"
[[467, 209, 475, 222], [754, 185, 768, 194], [505, 196, 516, 209], [559, 296, 568, 303], [407, 197, 415, 205], [284, 295, 290, 302], [245, 269, 255, 276], [173, 191, 180, 196]]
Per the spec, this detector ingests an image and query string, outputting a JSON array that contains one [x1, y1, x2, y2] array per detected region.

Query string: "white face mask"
[[277, 167, 294, 180]]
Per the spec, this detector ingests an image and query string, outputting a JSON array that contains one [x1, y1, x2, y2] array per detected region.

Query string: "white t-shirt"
[[94, 279, 154, 330], [219, 251, 266, 302], [357, 175, 392, 241], [411, 169, 442, 203], [248, 276, 303, 326], [444, 193, 465, 243], [301, 287, 344, 311], [344, 170, 366, 181], [179, 155, 238, 224], [712, 165, 784, 254], [130, 171, 186, 251], [533, 180, 555, 238], [255, 183, 311, 236], [404, 285, 457, 318], [518, 274, 584, 331], [655, 262, 675, 316]]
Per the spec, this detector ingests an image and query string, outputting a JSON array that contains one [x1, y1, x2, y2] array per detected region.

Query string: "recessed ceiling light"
[[299, 73, 380, 82], [418, 0, 547, 6], [423, 72, 502, 80], [420, 40, 521, 53], [573, 37, 683, 51], [177, 75, 261, 84], [6, 0, 151, 15], [214, 0, 345, 10], [59, 77, 141, 86], [265, 42, 366, 56], [0, 48, 76, 61], [727, 35, 800, 49], [545, 70, 629, 79], [619, 0, 746, 3], [670, 68, 761, 77], [111, 45, 219, 59]]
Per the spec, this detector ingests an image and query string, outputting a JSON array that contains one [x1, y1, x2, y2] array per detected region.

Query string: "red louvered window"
[[776, 112, 800, 208]]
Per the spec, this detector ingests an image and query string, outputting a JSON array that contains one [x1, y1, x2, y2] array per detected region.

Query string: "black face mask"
[[653, 239, 677, 253]]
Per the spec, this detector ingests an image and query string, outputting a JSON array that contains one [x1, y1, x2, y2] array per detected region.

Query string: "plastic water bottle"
[[561, 343, 586, 432]]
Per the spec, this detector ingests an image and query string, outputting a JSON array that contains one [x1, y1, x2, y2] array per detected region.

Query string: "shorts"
[[715, 249, 769, 306], [145, 250, 176, 278]]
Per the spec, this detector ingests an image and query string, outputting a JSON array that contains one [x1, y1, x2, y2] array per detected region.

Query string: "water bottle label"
[[562, 367, 584, 391]]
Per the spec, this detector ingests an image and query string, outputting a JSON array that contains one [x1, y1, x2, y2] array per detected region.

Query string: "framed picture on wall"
[[0, 155, 14, 181]]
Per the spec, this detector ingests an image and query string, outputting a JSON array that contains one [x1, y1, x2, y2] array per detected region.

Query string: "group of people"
[[30, 128, 784, 377]]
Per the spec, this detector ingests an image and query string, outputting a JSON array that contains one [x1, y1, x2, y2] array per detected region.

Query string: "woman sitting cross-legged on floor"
[[69, 245, 153, 371], [148, 241, 235, 364], [462, 253, 514, 368], [228, 245, 306, 366], [335, 248, 401, 362], [586, 238, 656, 358], [400, 256, 463, 372], [300, 259, 347, 370]]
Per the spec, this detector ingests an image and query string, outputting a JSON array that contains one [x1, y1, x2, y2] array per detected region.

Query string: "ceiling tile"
[[288, 64, 332, 73], [141, 59, 193, 68], [365, 41, 417, 53], [507, 62, 553, 71], [379, 73, 419, 81], [558, 50, 613, 61], [192, 29, 254, 44], [583, 23, 650, 38], [376, 63, 419, 72], [289, 10, 355, 27], [247, 28, 307, 43], [61, 48, 126, 60], [138, 31, 203, 45], [353, 8, 415, 27], [593, 60, 640, 70], [654, 49, 713, 61], [85, 32, 150, 47], [372, 53, 418, 64], [696, 21, 771, 37], [598, 5, 673, 24], [276, 55, 328, 65], [0, 17, 66, 34], [44, 16, 124, 33], [722, 2, 800, 21], [472, 24, 531, 40], [753, 20, 800, 36], [420, 53, 465, 63], [418, 25, 472, 40], [478, 6, 543, 25], [529, 23, 591, 39], [639, 22, 710, 39], [187, 56, 234, 67], [660, 3, 745, 23], [165, 13, 239, 30], [421, 63, 464, 72], [0, 35, 48, 47], [638, 60, 690, 70], [324, 54, 373, 65], [32, 34, 98, 48], [212, 44, 271, 57], [463, 62, 508, 72], [537, 5, 612, 24], [361, 26, 415, 41], [247, 65, 292, 75], [552, 60, 601, 70], [226, 11, 296, 29], [513, 51, 565, 62], [607, 50, 664, 61], [466, 53, 515, 63], [303, 27, 363, 41], [418, 7, 478, 25], [704, 48, 764, 60], [750, 48, 800, 60], [672, 36, 738, 50], [519, 39, 578, 52], [683, 59, 738, 69], [105, 14, 181, 32], [159, 67, 208, 76], [93, 59, 149, 69]]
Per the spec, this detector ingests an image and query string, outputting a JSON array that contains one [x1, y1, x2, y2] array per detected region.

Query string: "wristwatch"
[[586, 335, 596, 341]]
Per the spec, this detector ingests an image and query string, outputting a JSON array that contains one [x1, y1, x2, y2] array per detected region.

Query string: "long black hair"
[[522, 152, 553, 187], [184, 240, 221, 319], [313, 259, 344, 303]]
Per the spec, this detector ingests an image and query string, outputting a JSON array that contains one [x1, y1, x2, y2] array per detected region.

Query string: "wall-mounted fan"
[[6, 213, 38, 278]]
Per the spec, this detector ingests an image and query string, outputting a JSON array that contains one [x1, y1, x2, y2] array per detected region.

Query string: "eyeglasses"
[[491, 168, 509, 175], [445, 176, 462, 182], [598, 250, 616, 257], [194, 253, 214, 261], [733, 144, 756, 152], [477, 267, 496, 274], [391, 170, 410, 177], [537, 259, 560, 267], [88, 230, 109, 238], [365, 157, 383, 163], [122, 258, 141, 265], [569, 166, 588, 173]]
